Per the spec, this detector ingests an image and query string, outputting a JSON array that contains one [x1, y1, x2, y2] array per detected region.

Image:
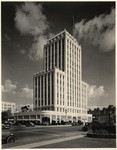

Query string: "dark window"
[[38, 77, 40, 98], [35, 87, 37, 98], [35, 100, 37, 106], [55, 42, 57, 67], [48, 74, 50, 105], [45, 75, 46, 105], [45, 50, 47, 70], [52, 74, 54, 105], [62, 38, 65, 71], [41, 76, 43, 106], [49, 46, 50, 70], [38, 76, 40, 106], [59, 40, 61, 69], [52, 43, 54, 69], [38, 99, 40, 106], [35, 77, 37, 86]]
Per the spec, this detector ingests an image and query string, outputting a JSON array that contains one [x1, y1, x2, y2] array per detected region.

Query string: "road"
[[2, 125, 116, 148]]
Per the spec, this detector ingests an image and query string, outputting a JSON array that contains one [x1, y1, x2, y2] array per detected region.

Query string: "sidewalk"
[[10, 134, 85, 149]]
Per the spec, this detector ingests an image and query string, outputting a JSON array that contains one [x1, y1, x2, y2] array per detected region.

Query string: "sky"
[[2, 2, 115, 110]]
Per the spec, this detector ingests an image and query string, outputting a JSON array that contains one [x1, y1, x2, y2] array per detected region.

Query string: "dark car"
[[26, 122, 35, 127], [2, 130, 17, 144], [72, 122, 78, 126], [2, 123, 10, 130], [13, 122, 22, 126]]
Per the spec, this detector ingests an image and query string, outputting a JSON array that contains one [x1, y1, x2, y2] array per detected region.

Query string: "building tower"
[[33, 30, 92, 124]]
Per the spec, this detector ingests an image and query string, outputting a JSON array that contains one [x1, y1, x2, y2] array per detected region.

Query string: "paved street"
[[2, 125, 116, 148]]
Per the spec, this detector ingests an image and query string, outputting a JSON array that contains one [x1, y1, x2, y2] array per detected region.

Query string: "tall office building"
[[33, 30, 92, 123]]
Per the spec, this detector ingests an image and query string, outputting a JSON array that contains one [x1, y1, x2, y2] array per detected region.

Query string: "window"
[[59, 40, 61, 69], [18, 116, 22, 119], [62, 38, 65, 71], [24, 116, 29, 119], [57, 97, 59, 105], [45, 75, 46, 105], [52, 74, 54, 105], [37, 115, 40, 119], [31, 115, 36, 119], [52, 43, 54, 69], [55, 42, 57, 66], [41, 76, 43, 106], [48, 46, 50, 69]]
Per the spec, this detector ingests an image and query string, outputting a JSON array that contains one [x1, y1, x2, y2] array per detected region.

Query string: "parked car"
[[26, 122, 35, 127], [72, 122, 78, 126], [13, 122, 21, 126], [2, 130, 17, 144], [2, 122, 10, 130]]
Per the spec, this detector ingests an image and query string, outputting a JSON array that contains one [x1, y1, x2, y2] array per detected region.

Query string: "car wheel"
[[7, 137, 15, 143]]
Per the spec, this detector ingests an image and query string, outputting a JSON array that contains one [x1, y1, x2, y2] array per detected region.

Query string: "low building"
[[2, 101, 16, 114], [14, 110, 92, 124]]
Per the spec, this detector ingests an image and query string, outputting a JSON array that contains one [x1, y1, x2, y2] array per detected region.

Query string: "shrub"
[[92, 124, 116, 134]]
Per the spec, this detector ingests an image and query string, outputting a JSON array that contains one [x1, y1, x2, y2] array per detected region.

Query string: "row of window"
[[2, 107, 13, 110], [67, 43, 81, 108], [18, 115, 40, 119], [57, 73, 65, 105], [44, 38, 65, 71], [67, 98, 82, 107], [57, 107, 83, 114], [34, 74, 54, 106], [2, 104, 15, 107]]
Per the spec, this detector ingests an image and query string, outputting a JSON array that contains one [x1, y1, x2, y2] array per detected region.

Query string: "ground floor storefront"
[[14, 110, 92, 125]]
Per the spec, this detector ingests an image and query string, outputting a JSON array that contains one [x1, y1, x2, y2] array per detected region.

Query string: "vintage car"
[[2, 130, 17, 144], [2, 122, 10, 129], [26, 122, 35, 127]]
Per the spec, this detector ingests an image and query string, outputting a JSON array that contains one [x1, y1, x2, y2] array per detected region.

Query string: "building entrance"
[[42, 117, 50, 125]]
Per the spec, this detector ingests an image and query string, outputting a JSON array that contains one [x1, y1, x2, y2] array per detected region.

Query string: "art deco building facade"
[[33, 30, 92, 123]]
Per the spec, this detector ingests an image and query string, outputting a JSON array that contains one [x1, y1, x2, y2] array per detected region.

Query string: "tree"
[[21, 106, 29, 112], [21, 105, 32, 112], [2, 110, 11, 123]]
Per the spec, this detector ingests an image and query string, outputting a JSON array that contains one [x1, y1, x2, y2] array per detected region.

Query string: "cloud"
[[88, 85, 107, 107], [2, 79, 17, 94], [29, 35, 47, 59], [20, 49, 26, 55], [88, 85, 105, 101], [20, 84, 33, 99], [73, 8, 115, 52], [15, 3, 48, 36], [14, 3, 49, 60], [2, 80, 33, 105]]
